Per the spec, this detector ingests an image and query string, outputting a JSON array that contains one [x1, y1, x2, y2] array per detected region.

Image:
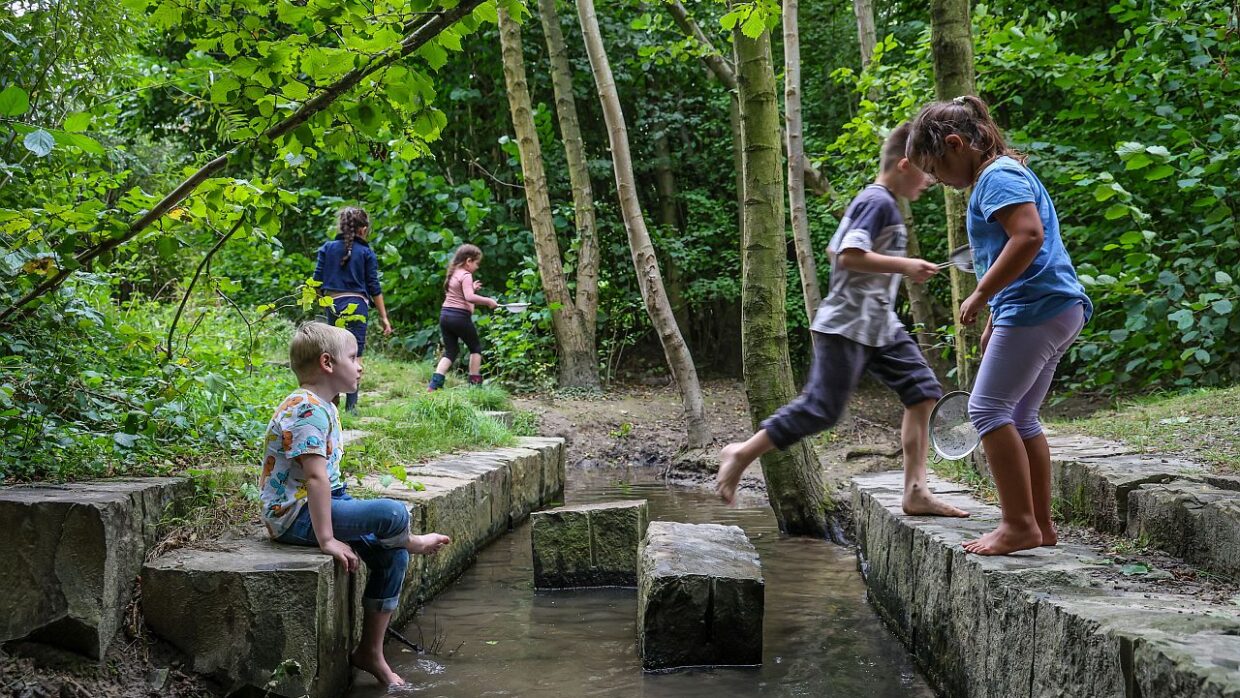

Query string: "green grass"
[[1050, 385, 1240, 471]]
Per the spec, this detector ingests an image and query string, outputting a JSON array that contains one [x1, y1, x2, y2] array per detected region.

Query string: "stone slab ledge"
[[852, 470, 1240, 698]]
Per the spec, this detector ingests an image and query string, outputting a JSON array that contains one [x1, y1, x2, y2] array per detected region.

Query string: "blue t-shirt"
[[314, 236, 382, 299], [968, 156, 1092, 326]]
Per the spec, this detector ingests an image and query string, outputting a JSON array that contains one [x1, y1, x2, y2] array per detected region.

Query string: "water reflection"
[[349, 469, 932, 697]]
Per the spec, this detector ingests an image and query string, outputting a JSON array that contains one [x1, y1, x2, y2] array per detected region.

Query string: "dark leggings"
[[327, 296, 368, 411], [439, 307, 482, 363]]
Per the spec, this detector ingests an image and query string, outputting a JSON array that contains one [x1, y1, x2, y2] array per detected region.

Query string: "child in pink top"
[[429, 244, 498, 390]]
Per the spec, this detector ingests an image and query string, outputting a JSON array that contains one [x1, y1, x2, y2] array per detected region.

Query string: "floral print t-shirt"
[[259, 388, 344, 538]]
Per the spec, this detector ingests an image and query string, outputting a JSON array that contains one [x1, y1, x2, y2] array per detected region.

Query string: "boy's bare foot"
[[351, 648, 406, 687], [962, 522, 1042, 555], [902, 487, 970, 518], [716, 443, 749, 505], [408, 533, 451, 555]]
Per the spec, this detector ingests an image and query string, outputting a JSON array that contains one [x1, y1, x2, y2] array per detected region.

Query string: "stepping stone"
[[637, 521, 764, 671], [852, 470, 1240, 698], [1128, 480, 1240, 577], [532, 500, 648, 588], [1049, 435, 1207, 533], [482, 410, 514, 428], [0, 477, 191, 658], [142, 538, 357, 698]]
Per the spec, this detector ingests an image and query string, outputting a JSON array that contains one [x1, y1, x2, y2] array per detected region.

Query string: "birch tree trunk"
[[536, 0, 601, 386], [929, 0, 983, 388], [853, 0, 877, 68], [498, 7, 597, 388], [782, 0, 821, 326], [735, 22, 830, 537], [575, 0, 710, 448]]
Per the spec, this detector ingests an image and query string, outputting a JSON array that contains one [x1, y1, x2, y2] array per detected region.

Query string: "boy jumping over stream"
[[717, 123, 969, 520], [260, 322, 451, 687]]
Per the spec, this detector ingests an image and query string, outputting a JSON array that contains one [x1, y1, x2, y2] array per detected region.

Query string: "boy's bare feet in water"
[[408, 533, 451, 555], [962, 521, 1042, 555], [715, 442, 750, 505], [351, 648, 405, 687], [902, 484, 970, 518]]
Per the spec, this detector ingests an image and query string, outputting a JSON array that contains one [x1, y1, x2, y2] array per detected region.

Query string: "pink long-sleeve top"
[[442, 268, 495, 312]]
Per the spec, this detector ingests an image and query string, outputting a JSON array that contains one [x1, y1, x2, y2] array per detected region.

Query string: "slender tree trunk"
[[665, 0, 842, 210], [576, 0, 710, 448], [898, 198, 947, 373], [499, 8, 596, 388], [782, 0, 821, 327], [653, 131, 691, 336], [929, 0, 983, 388], [735, 22, 830, 537], [536, 0, 601, 386], [853, 0, 877, 68]]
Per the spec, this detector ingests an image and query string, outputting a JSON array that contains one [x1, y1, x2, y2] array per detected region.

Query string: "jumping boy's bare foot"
[[962, 522, 1042, 555], [350, 648, 405, 687], [716, 443, 749, 505], [408, 533, 451, 555], [902, 486, 970, 518]]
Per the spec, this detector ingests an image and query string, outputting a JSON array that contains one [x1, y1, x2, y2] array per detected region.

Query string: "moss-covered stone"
[[531, 499, 648, 587]]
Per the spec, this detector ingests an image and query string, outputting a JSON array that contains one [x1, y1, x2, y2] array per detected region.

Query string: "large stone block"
[[532, 500, 648, 588], [637, 521, 763, 671], [1051, 450, 1206, 533], [142, 539, 359, 698], [1128, 481, 1240, 577], [851, 470, 1240, 698], [518, 436, 566, 503], [0, 477, 191, 658]]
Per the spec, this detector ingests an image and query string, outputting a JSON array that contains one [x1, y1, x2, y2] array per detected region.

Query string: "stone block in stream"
[[143, 538, 359, 698], [0, 477, 191, 658], [532, 500, 648, 587], [637, 521, 764, 670], [1128, 480, 1240, 577], [1048, 435, 1207, 533]]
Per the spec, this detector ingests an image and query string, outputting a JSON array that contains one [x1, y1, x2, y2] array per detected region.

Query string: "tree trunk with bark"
[[499, 7, 597, 388], [653, 130, 690, 335], [929, 0, 983, 388], [735, 22, 830, 537], [782, 0, 822, 326], [536, 0, 602, 386], [575, 0, 710, 448], [898, 198, 948, 374], [853, 0, 877, 68]]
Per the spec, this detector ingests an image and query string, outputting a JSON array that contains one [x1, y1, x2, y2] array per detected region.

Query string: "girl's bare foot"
[[350, 648, 406, 687], [716, 443, 750, 505], [408, 533, 451, 555], [902, 486, 970, 517], [962, 522, 1042, 555]]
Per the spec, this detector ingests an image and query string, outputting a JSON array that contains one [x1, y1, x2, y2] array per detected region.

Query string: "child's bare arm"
[[838, 249, 938, 283], [960, 203, 1044, 325], [298, 453, 359, 572]]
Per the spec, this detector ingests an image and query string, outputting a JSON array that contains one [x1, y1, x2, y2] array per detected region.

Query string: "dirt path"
[[515, 377, 909, 502]]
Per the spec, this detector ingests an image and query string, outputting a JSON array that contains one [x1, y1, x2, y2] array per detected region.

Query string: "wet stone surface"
[[532, 499, 649, 588], [637, 521, 764, 671]]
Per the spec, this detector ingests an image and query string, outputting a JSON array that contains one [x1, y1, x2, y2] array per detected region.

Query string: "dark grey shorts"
[[761, 329, 942, 450]]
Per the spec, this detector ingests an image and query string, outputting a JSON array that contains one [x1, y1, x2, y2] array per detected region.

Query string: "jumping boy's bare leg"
[[901, 399, 970, 517], [1023, 433, 1057, 546], [351, 609, 405, 686], [717, 430, 776, 504], [963, 425, 1042, 555]]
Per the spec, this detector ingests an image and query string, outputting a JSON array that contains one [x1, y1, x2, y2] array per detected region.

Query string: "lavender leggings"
[[969, 303, 1086, 440]]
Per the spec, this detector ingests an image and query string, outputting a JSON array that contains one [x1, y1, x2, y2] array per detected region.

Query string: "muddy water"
[[351, 469, 933, 697]]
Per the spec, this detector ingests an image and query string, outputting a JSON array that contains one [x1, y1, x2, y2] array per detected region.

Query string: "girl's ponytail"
[[336, 206, 370, 268]]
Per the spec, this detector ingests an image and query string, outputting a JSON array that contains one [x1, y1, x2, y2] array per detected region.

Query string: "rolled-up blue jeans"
[[276, 488, 410, 612]]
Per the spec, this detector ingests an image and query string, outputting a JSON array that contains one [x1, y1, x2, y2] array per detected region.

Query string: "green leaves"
[[0, 86, 29, 117], [22, 129, 54, 157]]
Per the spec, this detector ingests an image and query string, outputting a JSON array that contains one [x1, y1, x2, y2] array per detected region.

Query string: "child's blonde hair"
[[289, 322, 355, 383], [905, 95, 1025, 169]]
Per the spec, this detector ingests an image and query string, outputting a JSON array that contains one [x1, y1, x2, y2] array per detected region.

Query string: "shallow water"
[[349, 468, 934, 697]]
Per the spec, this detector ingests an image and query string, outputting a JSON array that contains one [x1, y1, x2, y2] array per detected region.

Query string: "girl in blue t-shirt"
[[906, 95, 1092, 556]]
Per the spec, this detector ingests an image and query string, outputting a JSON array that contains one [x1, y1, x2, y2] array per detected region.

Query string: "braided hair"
[[337, 206, 370, 267], [905, 95, 1025, 172]]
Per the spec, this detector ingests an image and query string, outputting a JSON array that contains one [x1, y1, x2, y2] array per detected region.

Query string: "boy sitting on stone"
[[260, 322, 450, 687]]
